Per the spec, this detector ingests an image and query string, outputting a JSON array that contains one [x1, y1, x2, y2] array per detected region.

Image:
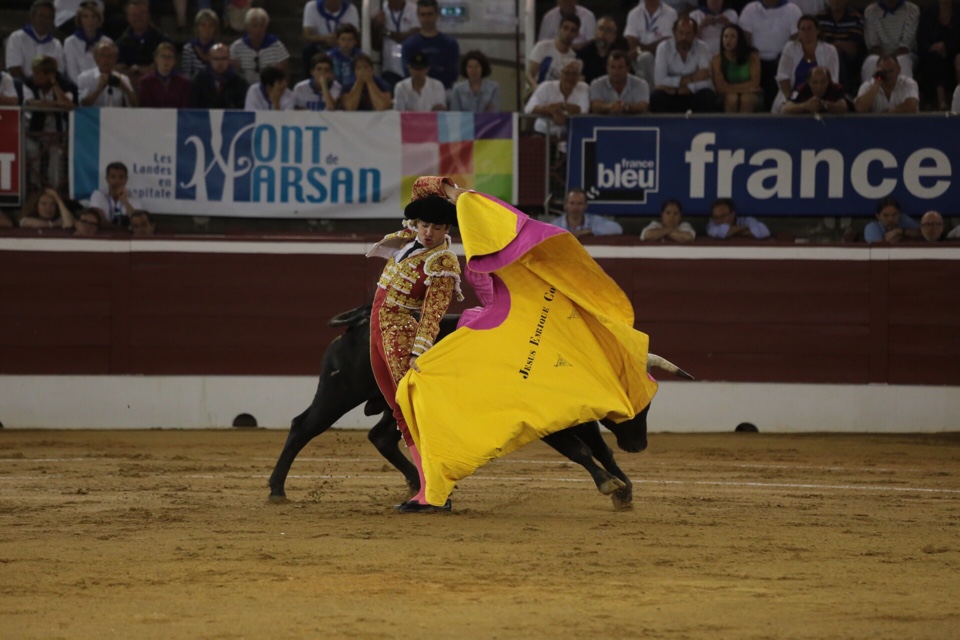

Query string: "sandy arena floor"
[[1, 428, 959, 639]]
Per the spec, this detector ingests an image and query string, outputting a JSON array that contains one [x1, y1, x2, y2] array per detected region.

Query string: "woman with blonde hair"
[[63, 2, 112, 84]]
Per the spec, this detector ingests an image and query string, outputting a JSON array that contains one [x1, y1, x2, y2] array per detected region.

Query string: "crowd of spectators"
[[1, 0, 959, 240]]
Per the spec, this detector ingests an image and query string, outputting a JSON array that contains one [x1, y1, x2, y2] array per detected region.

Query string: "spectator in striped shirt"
[[230, 7, 290, 86], [861, 0, 920, 84], [817, 0, 865, 93]]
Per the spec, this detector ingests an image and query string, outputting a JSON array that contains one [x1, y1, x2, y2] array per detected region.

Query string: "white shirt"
[[5, 28, 66, 79], [89, 189, 142, 223], [524, 80, 590, 136], [293, 78, 342, 110], [244, 83, 295, 110], [952, 85, 960, 113], [378, 1, 418, 77], [393, 76, 447, 111], [776, 41, 839, 86], [303, 1, 360, 34], [688, 8, 738, 57], [0, 71, 18, 102], [738, 1, 803, 61], [538, 5, 597, 48], [654, 38, 714, 93], [77, 68, 134, 107], [63, 33, 113, 85], [624, 2, 678, 47], [856, 75, 919, 112], [528, 39, 578, 84], [640, 220, 697, 240]]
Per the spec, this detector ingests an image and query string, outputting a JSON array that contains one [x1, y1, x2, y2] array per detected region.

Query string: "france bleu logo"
[[581, 127, 659, 204]]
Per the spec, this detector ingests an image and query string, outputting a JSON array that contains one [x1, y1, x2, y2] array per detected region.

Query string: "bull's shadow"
[[267, 305, 661, 510]]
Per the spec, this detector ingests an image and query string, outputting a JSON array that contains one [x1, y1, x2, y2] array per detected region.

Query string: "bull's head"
[[601, 406, 649, 453]]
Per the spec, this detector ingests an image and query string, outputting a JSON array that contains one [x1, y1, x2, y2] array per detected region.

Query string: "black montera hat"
[[404, 195, 457, 226]]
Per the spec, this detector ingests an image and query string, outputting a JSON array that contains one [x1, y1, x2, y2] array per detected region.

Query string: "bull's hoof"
[[611, 487, 633, 511], [268, 493, 288, 504], [598, 476, 627, 495]]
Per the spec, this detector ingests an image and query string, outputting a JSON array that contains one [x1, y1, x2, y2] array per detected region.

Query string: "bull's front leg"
[[542, 429, 626, 498], [574, 422, 633, 511]]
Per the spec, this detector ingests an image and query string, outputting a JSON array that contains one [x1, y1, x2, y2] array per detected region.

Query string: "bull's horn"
[[648, 353, 694, 380]]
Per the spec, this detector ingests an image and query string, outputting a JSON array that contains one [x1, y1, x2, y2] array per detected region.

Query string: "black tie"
[[399, 240, 423, 262]]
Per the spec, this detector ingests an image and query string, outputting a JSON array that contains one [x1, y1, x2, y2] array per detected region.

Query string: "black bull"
[[268, 305, 654, 510]]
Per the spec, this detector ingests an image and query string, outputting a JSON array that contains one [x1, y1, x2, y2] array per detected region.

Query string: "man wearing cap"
[[366, 177, 463, 513], [393, 50, 446, 111]]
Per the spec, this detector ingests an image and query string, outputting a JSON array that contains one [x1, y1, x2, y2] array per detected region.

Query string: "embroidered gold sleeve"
[[412, 250, 462, 355]]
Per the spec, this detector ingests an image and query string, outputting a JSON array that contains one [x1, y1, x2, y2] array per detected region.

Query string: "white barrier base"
[[0, 376, 957, 432]]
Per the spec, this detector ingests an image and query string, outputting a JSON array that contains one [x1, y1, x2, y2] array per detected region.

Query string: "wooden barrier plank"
[[642, 322, 872, 356], [634, 292, 871, 324]]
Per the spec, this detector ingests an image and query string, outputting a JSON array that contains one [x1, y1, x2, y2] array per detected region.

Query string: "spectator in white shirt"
[[293, 52, 342, 111], [244, 66, 295, 111], [689, 0, 738, 57], [854, 53, 919, 113], [640, 198, 696, 243], [524, 58, 590, 138], [6, 0, 66, 81], [771, 15, 840, 113], [372, 0, 420, 87], [302, 0, 360, 69], [738, 0, 803, 107], [394, 50, 446, 111], [0, 71, 22, 106], [62, 2, 112, 85], [538, 0, 597, 49], [527, 13, 580, 93], [77, 40, 137, 107], [624, 0, 678, 88], [651, 17, 718, 112], [89, 161, 142, 226]]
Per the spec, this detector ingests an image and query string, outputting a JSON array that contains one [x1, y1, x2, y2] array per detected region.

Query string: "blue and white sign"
[[568, 116, 960, 217], [71, 109, 402, 218]]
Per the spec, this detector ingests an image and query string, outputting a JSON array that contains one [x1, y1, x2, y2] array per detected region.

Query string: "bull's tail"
[[648, 353, 694, 380], [329, 305, 372, 328]]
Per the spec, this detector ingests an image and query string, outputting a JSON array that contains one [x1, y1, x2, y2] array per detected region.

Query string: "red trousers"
[[369, 286, 415, 447]]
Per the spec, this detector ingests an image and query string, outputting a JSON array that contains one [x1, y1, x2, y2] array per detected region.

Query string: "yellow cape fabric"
[[397, 192, 658, 506]]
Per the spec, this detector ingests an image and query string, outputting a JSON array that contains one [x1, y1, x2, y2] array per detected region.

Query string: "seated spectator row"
[[532, 0, 960, 114], [546, 188, 960, 244], [6, 0, 960, 115]]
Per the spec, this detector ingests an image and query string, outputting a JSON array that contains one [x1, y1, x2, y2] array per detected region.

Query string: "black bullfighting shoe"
[[396, 499, 452, 513]]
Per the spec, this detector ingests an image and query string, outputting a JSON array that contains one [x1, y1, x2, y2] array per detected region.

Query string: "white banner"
[[71, 109, 402, 218]]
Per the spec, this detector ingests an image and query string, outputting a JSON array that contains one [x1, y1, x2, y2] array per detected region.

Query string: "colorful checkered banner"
[[70, 109, 517, 218], [567, 115, 960, 217]]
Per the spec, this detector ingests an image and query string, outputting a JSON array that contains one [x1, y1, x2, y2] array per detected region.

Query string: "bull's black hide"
[[268, 306, 649, 510]]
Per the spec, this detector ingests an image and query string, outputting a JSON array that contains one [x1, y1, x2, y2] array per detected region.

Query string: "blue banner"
[[567, 115, 960, 217]]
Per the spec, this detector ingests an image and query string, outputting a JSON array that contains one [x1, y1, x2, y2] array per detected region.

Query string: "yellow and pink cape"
[[397, 191, 658, 506]]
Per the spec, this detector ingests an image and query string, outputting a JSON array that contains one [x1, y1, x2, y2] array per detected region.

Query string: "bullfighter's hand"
[[408, 356, 420, 372]]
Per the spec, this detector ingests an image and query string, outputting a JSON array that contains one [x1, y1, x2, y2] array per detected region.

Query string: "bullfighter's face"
[[416, 221, 450, 250]]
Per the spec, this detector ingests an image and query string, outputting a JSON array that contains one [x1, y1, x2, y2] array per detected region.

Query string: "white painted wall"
[[1, 376, 957, 432]]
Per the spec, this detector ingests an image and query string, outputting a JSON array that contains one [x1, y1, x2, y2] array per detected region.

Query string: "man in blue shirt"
[[400, 0, 460, 89], [549, 188, 623, 238], [863, 196, 921, 244], [706, 198, 771, 239]]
